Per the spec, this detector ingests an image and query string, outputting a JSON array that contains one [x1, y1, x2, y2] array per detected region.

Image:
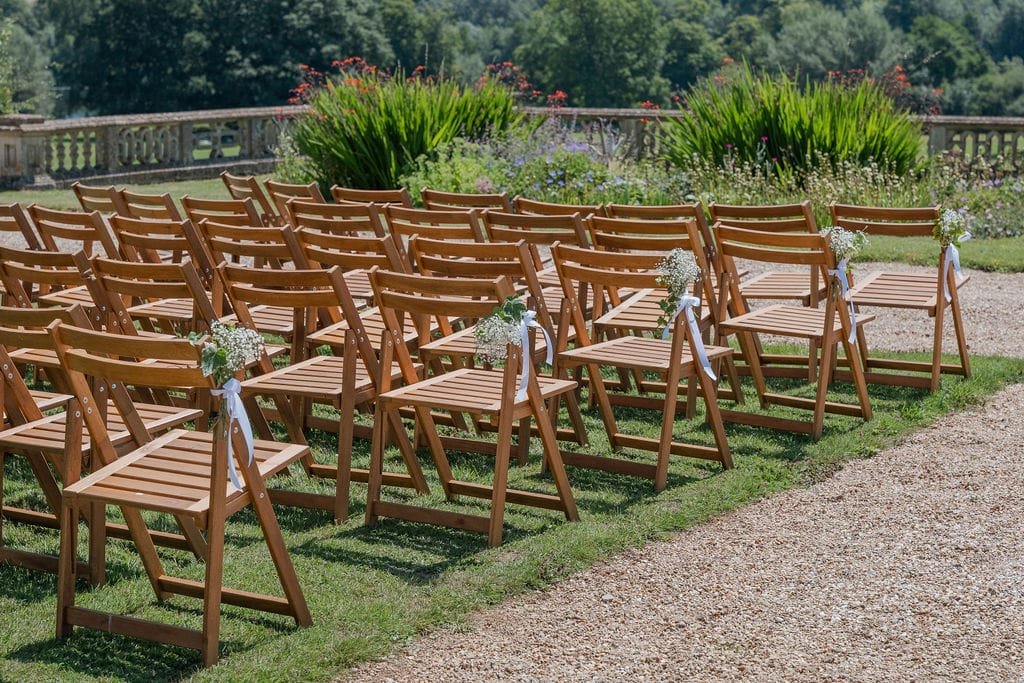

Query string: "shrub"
[[291, 59, 523, 190], [400, 118, 693, 206], [660, 63, 924, 180]]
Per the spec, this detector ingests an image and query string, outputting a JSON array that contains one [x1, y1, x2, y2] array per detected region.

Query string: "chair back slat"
[[72, 182, 125, 215], [264, 179, 325, 221], [830, 203, 939, 238], [198, 219, 307, 266], [331, 185, 413, 208], [297, 230, 406, 273], [385, 205, 485, 246], [513, 196, 605, 217], [483, 210, 590, 247], [420, 187, 513, 212], [28, 205, 119, 257], [0, 246, 86, 306], [716, 225, 831, 266], [118, 189, 183, 221], [371, 269, 515, 321], [709, 201, 817, 233], [287, 199, 386, 237], [181, 195, 263, 227]]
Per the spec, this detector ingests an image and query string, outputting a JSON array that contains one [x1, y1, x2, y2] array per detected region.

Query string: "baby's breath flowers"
[[655, 248, 701, 337], [190, 321, 265, 386], [819, 225, 868, 264], [935, 207, 970, 247], [474, 296, 526, 363]]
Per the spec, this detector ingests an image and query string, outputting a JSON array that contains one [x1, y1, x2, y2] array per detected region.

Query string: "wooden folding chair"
[[385, 205, 486, 267], [71, 181, 126, 216], [420, 187, 514, 212], [27, 204, 120, 259], [366, 268, 579, 546], [297, 229, 407, 303], [264, 178, 325, 222], [408, 236, 589, 451], [107, 215, 217, 286], [715, 226, 874, 440], [513, 196, 606, 217], [605, 202, 719, 270], [584, 215, 744, 408], [287, 198, 387, 238], [0, 306, 206, 584], [221, 263, 428, 522], [551, 243, 734, 490], [51, 323, 311, 666], [0, 203, 43, 250], [331, 185, 413, 209], [221, 170, 279, 225], [830, 203, 969, 391]]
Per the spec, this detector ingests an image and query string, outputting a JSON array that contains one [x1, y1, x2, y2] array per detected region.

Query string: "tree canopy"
[[1, 0, 1022, 116]]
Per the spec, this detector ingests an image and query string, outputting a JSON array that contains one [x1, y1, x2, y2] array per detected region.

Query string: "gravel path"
[[348, 383, 1024, 682]]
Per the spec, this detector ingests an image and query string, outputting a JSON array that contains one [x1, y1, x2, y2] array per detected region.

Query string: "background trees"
[[3, 0, 1024, 117]]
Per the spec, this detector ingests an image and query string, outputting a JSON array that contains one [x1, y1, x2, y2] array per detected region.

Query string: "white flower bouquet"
[[655, 248, 701, 337], [819, 226, 868, 264], [474, 296, 526, 363], [934, 208, 970, 247]]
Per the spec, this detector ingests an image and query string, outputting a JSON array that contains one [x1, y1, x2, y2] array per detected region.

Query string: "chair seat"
[[220, 305, 295, 336], [30, 389, 72, 412], [593, 288, 713, 334], [739, 270, 826, 302], [128, 297, 196, 322], [308, 311, 418, 349], [343, 269, 374, 302], [720, 304, 874, 340], [62, 429, 309, 518], [559, 335, 732, 372], [0, 401, 202, 456], [240, 354, 403, 401], [849, 270, 969, 311], [379, 367, 576, 414], [37, 285, 94, 308], [419, 325, 550, 359]]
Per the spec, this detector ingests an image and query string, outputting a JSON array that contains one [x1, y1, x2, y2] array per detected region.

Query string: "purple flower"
[[760, 135, 768, 142]]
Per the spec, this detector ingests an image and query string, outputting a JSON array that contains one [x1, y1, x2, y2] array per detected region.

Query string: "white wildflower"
[[655, 248, 701, 299], [194, 321, 265, 386], [934, 207, 970, 246], [474, 314, 521, 363], [819, 226, 868, 263]]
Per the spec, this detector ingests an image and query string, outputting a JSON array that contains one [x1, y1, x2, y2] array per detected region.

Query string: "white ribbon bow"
[[210, 378, 255, 490], [943, 233, 971, 302], [661, 294, 717, 381], [828, 259, 858, 344], [515, 310, 554, 402]]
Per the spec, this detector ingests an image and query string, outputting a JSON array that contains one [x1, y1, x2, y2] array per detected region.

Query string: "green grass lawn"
[[1, 352, 1021, 682]]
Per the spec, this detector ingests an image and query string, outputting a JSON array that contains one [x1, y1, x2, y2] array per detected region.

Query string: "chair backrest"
[[264, 179, 325, 222], [0, 203, 43, 250], [197, 219, 307, 269], [50, 321, 215, 469], [117, 189, 184, 221], [420, 187, 513, 212], [715, 224, 834, 314], [107, 215, 217, 285], [409, 236, 554, 331], [482, 210, 590, 247], [708, 201, 817, 234], [296, 229, 408, 275], [0, 245, 89, 308], [181, 195, 263, 228], [221, 171, 278, 224], [551, 243, 696, 343], [829, 203, 939, 238], [331, 185, 413, 208], [287, 198, 386, 237], [71, 181, 125, 215], [513, 196, 605, 218], [369, 268, 519, 378], [27, 205, 119, 257], [384, 205, 485, 262], [0, 303, 93, 394], [587, 215, 718, 309], [83, 255, 221, 334], [218, 262, 366, 363], [605, 201, 716, 261]]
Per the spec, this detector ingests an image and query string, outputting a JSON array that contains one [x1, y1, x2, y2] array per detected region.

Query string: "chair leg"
[[951, 297, 972, 379], [55, 497, 79, 640], [842, 336, 873, 422], [386, 410, 429, 493], [533, 399, 579, 521], [200, 506, 226, 667], [698, 366, 733, 469], [87, 502, 106, 587], [585, 363, 623, 451], [930, 300, 946, 392], [811, 338, 836, 441], [655, 379, 680, 492], [413, 406, 456, 498], [365, 404, 388, 527], [516, 417, 530, 466], [335, 399, 355, 525], [488, 408, 514, 547]]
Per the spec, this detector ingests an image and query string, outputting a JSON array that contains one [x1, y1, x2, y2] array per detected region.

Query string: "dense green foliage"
[[4, 0, 1024, 115], [291, 62, 521, 189], [660, 64, 924, 177]]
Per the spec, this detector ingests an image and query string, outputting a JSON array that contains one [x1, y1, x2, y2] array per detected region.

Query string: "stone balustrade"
[[1, 105, 1022, 189]]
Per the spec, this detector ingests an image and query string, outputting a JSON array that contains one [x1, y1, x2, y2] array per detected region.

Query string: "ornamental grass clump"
[[660, 63, 923, 180], [291, 58, 522, 190]]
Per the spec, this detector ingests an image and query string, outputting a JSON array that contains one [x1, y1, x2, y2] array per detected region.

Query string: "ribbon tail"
[[212, 380, 255, 491], [943, 247, 955, 303], [683, 303, 717, 381], [831, 262, 858, 344]]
